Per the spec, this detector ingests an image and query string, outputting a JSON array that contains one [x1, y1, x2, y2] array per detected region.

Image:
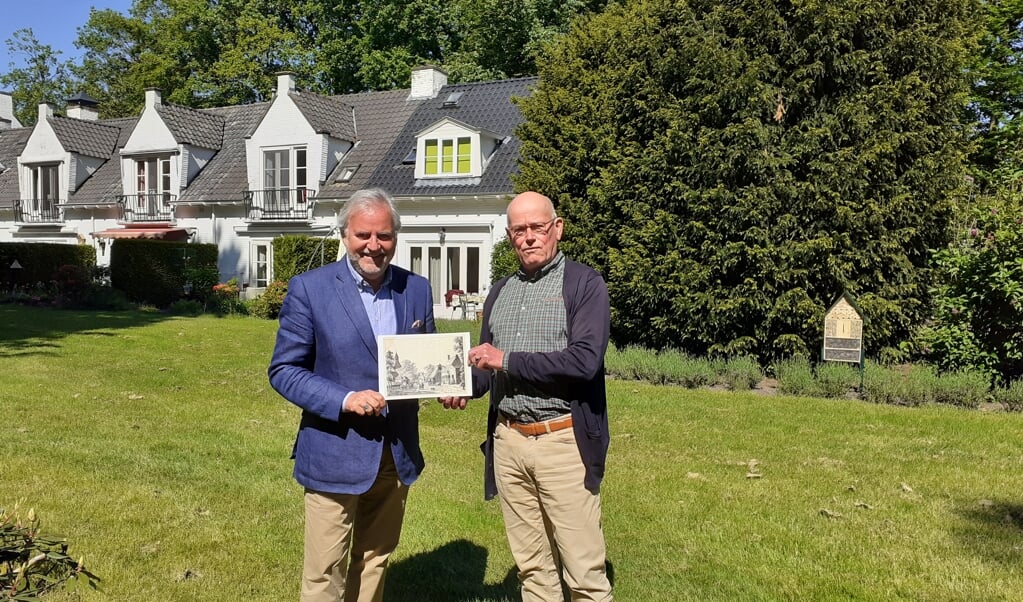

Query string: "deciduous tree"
[[0, 29, 74, 126]]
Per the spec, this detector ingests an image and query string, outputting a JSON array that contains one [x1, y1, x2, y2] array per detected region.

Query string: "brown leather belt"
[[499, 413, 573, 437]]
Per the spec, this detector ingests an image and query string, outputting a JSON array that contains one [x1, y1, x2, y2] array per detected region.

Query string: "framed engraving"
[[378, 332, 472, 400]]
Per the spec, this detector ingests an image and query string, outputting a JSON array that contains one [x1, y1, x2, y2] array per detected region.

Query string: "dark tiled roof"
[[316, 89, 430, 200], [49, 116, 120, 159], [0, 76, 532, 210], [179, 103, 268, 203], [363, 77, 536, 197], [64, 117, 138, 206], [0, 127, 31, 208], [290, 91, 357, 141], [156, 103, 225, 150]]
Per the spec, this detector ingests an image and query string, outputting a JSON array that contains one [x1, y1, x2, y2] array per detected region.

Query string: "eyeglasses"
[[508, 218, 558, 240]]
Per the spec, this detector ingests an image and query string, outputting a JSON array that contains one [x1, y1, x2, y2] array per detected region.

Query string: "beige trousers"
[[493, 422, 613, 602], [301, 450, 408, 602]]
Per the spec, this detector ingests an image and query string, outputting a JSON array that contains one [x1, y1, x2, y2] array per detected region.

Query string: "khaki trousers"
[[493, 422, 613, 602], [301, 450, 408, 602]]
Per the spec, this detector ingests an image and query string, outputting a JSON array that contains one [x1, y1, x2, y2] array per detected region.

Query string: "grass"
[[2, 306, 1022, 600]]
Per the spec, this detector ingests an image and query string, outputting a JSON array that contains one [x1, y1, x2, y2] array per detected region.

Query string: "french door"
[[409, 244, 481, 304]]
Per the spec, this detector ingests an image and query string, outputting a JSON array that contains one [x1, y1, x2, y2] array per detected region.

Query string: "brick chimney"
[[409, 66, 448, 100]]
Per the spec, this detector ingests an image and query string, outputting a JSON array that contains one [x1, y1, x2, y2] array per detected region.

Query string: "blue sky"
[[1, 0, 134, 69]]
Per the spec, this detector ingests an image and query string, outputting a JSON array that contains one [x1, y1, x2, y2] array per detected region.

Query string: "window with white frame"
[[423, 137, 471, 176], [411, 242, 483, 305], [251, 241, 273, 288], [135, 156, 172, 207], [263, 146, 307, 202], [30, 164, 59, 212]]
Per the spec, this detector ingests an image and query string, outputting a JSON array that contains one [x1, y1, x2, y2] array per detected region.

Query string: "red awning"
[[93, 227, 190, 241]]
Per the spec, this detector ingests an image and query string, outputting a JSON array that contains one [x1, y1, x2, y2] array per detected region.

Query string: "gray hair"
[[339, 188, 402, 234]]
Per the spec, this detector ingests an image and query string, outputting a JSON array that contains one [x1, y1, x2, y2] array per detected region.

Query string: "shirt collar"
[[516, 251, 564, 282], [345, 258, 392, 293]]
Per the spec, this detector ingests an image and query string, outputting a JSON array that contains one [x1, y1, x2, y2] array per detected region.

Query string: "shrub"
[[931, 369, 990, 409], [0, 242, 94, 289], [814, 362, 860, 398], [604, 342, 627, 379], [662, 352, 712, 391], [490, 237, 518, 283], [77, 285, 134, 311], [721, 356, 763, 391], [1, 281, 57, 307], [0, 504, 99, 598], [994, 380, 1023, 412], [922, 194, 1023, 382], [184, 266, 221, 308], [657, 349, 698, 386], [272, 235, 340, 283], [864, 364, 937, 407], [53, 264, 92, 307], [248, 280, 288, 320], [608, 345, 659, 381], [863, 362, 904, 405], [775, 356, 815, 396], [110, 240, 218, 308], [169, 299, 204, 316], [209, 279, 246, 315]]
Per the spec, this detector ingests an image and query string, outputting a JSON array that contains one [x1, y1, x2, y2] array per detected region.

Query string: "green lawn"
[[1, 306, 1021, 601]]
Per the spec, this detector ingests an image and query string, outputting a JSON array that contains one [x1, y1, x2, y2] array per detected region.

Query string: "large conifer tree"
[[516, 0, 979, 359]]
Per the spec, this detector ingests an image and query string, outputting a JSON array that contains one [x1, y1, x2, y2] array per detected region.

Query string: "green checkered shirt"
[[490, 252, 571, 422]]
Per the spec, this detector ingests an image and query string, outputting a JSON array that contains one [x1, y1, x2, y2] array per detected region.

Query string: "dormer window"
[[414, 118, 499, 180], [31, 164, 60, 210], [424, 137, 471, 176], [136, 157, 172, 201], [16, 163, 63, 223], [263, 146, 307, 199], [122, 155, 176, 222]]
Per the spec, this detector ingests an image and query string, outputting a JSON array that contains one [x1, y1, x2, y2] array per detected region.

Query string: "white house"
[[0, 68, 535, 313]]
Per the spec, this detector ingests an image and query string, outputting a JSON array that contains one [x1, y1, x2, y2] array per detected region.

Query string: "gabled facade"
[[319, 73, 536, 306], [119, 89, 224, 224], [0, 67, 535, 313]]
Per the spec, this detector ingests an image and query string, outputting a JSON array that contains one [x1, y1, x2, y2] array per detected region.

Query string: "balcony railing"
[[244, 188, 311, 221], [14, 199, 63, 224], [119, 192, 175, 223]]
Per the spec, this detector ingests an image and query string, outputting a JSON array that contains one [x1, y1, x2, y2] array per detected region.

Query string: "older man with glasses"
[[441, 190, 614, 601]]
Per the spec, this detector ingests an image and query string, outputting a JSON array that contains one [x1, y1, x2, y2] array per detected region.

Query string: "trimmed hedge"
[[0, 242, 95, 287], [272, 235, 340, 283], [110, 240, 218, 308]]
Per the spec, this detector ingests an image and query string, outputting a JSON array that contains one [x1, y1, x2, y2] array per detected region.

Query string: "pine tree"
[[516, 0, 979, 359]]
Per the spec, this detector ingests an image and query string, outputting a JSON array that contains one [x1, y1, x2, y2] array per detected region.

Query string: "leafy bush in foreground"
[[248, 280, 288, 320], [1, 504, 99, 599]]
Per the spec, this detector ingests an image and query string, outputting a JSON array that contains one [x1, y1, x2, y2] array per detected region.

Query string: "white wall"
[[246, 95, 323, 190], [122, 109, 176, 154]]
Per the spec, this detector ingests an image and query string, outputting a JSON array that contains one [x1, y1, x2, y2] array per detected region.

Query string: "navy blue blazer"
[[268, 261, 436, 494]]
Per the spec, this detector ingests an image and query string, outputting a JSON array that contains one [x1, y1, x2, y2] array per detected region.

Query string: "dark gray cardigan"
[[472, 258, 611, 500]]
